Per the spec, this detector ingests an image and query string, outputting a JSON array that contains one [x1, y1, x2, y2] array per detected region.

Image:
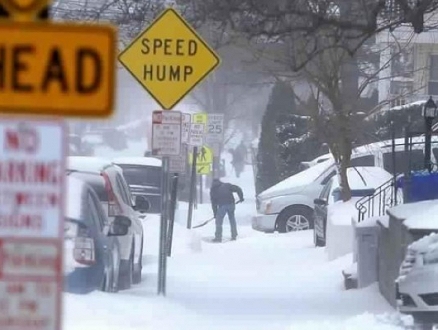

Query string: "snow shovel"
[[192, 200, 242, 229]]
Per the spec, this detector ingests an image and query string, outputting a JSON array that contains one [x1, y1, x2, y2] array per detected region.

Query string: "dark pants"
[[215, 204, 237, 239]]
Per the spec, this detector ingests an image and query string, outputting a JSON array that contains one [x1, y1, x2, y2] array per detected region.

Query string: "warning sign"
[[118, 8, 220, 110], [189, 145, 212, 174], [0, 119, 65, 330], [0, 22, 115, 117]]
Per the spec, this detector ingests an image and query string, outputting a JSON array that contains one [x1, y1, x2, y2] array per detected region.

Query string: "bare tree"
[[180, 0, 438, 70]]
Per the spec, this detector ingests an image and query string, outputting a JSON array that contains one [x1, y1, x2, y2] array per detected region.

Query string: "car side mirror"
[[314, 198, 328, 206], [108, 215, 131, 236], [134, 196, 150, 213]]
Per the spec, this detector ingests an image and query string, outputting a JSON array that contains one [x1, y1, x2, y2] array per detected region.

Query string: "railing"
[[356, 177, 403, 222]]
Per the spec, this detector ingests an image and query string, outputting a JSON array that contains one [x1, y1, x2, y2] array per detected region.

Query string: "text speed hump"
[[118, 8, 220, 110], [0, 22, 115, 117]]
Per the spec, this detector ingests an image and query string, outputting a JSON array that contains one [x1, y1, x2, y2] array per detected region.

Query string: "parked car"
[[313, 166, 392, 247], [113, 157, 162, 213], [253, 136, 438, 234], [397, 233, 438, 322], [66, 157, 150, 290], [64, 176, 131, 294]]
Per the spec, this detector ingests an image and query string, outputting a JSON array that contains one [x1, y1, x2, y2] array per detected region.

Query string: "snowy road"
[[64, 162, 405, 330]]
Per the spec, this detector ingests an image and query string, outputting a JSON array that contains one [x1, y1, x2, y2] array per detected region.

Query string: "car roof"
[[66, 176, 86, 220], [113, 157, 162, 167], [330, 166, 392, 191], [67, 156, 118, 173]]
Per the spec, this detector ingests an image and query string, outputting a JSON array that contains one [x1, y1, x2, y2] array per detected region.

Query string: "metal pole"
[[158, 156, 169, 295], [425, 117, 433, 172], [187, 146, 197, 229], [391, 122, 397, 204], [167, 173, 178, 257], [199, 174, 203, 204]]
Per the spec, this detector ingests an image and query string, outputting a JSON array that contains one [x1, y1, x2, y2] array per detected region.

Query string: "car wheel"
[[133, 239, 143, 285], [117, 246, 134, 291], [277, 206, 314, 233], [110, 247, 120, 293], [102, 254, 114, 293]]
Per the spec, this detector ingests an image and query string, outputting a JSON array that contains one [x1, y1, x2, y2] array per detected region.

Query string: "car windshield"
[[118, 165, 161, 188]]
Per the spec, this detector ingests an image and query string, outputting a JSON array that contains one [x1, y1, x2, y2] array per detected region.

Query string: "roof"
[[113, 157, 162, 167], [66, 176, 85, 220], [67, 156, 114, 173]]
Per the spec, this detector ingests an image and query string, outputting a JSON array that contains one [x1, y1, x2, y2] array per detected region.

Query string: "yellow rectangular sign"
[[0, 22, 115, 117], [192, 113, 208, 124]]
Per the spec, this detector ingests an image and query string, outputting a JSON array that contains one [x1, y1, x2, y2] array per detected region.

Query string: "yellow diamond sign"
[[118, 8, 220, 110]]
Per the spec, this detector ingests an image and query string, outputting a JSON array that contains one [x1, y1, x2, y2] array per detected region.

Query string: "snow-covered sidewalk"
[[64, 163, 405, 330]]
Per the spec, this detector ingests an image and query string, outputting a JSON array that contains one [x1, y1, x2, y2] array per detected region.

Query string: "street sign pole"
[[199, 174, 203, 204], [187, 146, 198, 229], [158, 156, 169, 295], [167, 173, 179, 257]]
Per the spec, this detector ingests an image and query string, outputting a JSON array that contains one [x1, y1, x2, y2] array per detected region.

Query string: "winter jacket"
[[210, 180, 244, 216]]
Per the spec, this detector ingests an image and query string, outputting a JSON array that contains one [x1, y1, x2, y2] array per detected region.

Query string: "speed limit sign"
[[206, 113, 224, 144]]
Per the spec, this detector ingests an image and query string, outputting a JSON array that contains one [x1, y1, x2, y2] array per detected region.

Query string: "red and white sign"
[[0, 121, 65, 238], [152, 111, 182, 156], [0, 119, 65, 330], [0, 281, 59, 330]]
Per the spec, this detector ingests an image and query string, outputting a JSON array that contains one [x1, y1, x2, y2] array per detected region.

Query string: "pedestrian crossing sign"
[[189, 145, 212, 174]]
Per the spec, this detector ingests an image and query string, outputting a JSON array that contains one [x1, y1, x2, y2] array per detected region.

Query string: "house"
[[376, 13, 438, 110]]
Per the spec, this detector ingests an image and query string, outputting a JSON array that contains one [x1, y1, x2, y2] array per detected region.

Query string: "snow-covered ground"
[[64, 142, 407, 330]]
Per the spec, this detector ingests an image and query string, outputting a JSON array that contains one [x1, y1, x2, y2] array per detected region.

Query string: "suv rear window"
[[68, 172, 108, 202], [118, 165, 162, 188]]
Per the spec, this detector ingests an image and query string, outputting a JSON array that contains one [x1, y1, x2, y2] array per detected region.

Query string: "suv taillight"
[[102, 172, 122, 216], [73, 227, 96, 266]]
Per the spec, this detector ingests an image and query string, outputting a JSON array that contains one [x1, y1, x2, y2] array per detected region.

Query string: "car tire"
[[277, 206, 314, 233], [102, 253, 115, 293], [133, 239, 143, 284], [117, 247, 134, 291]]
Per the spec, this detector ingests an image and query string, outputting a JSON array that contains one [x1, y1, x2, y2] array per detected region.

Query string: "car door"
[[314, 178, 333, 240], [86, 189, 108, 290]]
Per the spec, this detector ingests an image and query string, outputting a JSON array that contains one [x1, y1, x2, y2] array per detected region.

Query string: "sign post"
[[151, 110, 181, 296], [0, 119, 65, 330], [119, 6, 220, 295]]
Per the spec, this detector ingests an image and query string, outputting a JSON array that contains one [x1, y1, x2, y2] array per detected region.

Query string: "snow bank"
[[404, 201, 438, 230], [289, 313, 408, 330], [387, 199, 437, 220], [326, 212, 355, 261]]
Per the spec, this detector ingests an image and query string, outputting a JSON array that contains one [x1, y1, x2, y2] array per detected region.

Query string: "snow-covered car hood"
[[258, 160, 334, 200]]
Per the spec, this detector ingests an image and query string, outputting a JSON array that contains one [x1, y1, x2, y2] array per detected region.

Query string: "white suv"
[[67, 157, 149, 290]]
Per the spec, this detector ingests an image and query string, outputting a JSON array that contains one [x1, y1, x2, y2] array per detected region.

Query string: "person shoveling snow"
[[209, 178, 244, 242]]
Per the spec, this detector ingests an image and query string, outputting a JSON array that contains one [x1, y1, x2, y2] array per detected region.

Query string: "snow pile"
[[289, 313, 408, 330], [403, 201, 438, 230]]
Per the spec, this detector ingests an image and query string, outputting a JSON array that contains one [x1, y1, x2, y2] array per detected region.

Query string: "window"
[[69, 172, 108, 202], [319, 179, 333, 201], [89, 191, 107, 227], [350, 155, 375, 167], [119, 165, 162, 189], [116, 174, 130, 206], [383, 149, 425, 174], [321, 170, 336, 185], [87, 193, 103, 232], [429, 55, 438, 95]]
